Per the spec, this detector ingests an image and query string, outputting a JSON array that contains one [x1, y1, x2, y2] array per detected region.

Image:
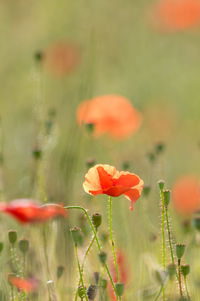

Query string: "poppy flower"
[[83, 164, 144, 210], [108, 250, 130, 300], [77, 95, 142, 139], [172, 175, 200, 215], [0, 199, 67, 223], [150, 0, 200, 32], [41, 42, 80, 76], [8, 275, 39, 292]]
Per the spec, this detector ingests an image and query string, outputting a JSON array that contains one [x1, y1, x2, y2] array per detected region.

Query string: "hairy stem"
[[178, 259, 183, 296], [160, 189, 166, 300], [75, 244, 88, 301]]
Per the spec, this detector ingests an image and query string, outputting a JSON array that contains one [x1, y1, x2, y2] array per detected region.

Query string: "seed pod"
[[143, 185, 151, 197], [163, 190, 170, 207], [158, 180, 165, 190], [8, 230, 17, 244], [70, 227, 83, 246], [115, 283, 124, 297], [175, 244, 185, 259], [99, 251, 107, 265], [87, 285, 97, 300], [181, 264, 190, 277], [167, 263, 176, 279], [19, 239, 29, 254], [92, 213, 102, 230]]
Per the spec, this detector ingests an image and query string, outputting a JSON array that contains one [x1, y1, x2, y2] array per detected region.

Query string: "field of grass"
[[1, 0, 200, 300]]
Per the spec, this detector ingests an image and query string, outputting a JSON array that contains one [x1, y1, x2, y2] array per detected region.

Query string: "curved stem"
[[109, 197, 119, 282], [160, 190, 166, 300], [64, 206, 118, 298], [154, 286, 163, 301], [75, 244, 88, 301]]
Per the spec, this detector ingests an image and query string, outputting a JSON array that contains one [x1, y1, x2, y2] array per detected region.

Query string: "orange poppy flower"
[[77, 95, 142, 139], [41, 42, 80, 76], [172, 175, 200, 215], [108, 250, 130, 300], [83, 164, 144, 210], [151, 0, 200, 32], [0, 199, 67, 223], [8, 275, 39, 292]]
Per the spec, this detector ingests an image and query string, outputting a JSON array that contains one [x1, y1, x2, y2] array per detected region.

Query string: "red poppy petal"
[[124, 189, 141, 210], [113, 173, 140, 187], [97, 166, 113, 189], [104, 186, 129, 197]]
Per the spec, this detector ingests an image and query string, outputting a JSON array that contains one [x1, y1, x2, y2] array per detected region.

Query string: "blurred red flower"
[[108, 250, 130, 300], [150, 0, 200, 32], [172, 175, 200, 215], [42, 42, 80, 76], [83, 164, 144, 210], [8, 275, 39, 292], [0, 199, 67, 223], [77, 95, 142, 139]]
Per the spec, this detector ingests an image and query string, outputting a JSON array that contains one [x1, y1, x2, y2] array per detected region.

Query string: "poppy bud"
[[175, 244, 185, 259], [0, 242, 3, 253], [163, 190, 170, 207], [181, 264, 190, 277], [115, 283, 124, 297], [147, 152, 156, 163], [32, 148, 42, 160], [155, 142, 165, 154], [93, 272, 99, 285], [8, 230, 17, 244], [193, 217, 200, 231], [167, 263, 176, 279], [78, 286, 85, 299], [158, 180, 165, 190], [70, 227, 83, 246], [87, 284, 97, 300], [99, 251, 107, 265], [122, 161, 130, 171], [85, 123, 95, 134], [86, 158, 96, 169], [34, 51, 43, 62], [57, 266, 65, 279], [92, 213, 102, 230], [19, 239, 29, 254], [100, 278, 107, 289], [143, 185, 151, 197]]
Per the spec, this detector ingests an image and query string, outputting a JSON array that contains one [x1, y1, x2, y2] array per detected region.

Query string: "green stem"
[[109, 196, 120, 283], [75, 244, 88, 301], [184, 276, 190, 299], [165, 206, 179, 281], [154, 286, 163, 301], [160, 190, 165, 300], [178, 259, 183, 296], [64, 206, 118, 298]]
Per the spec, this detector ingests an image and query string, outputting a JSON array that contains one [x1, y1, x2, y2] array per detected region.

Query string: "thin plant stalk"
[[178, 259, 183, 296], [154, 285, 163, 301], [74, 244, 88, 301], [64, 206, 118, 298], [184, 276, 190, 299], [109, 196, 120, 282], [160, 189, 166, 300]]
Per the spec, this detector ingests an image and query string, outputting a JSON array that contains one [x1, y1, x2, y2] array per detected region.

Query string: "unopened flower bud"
[[167, 263, 176, 279], [19, 239, 29, 254], [70, 227, 83, 246], [175, 244, 185, 259], [92, 213, 102, 230], [115, 283, 124, 297], [99, 251, 107, 265], [8, 230, 17, 244], [57, 266, 65, 279], [163, 190, 170, 207], [87, 284, 97, 300], [193, 217, 200, 232], [158, 180, 165, 190], [181, 264, 190, 277], [143, 185, 151, 197], [0, 242, 3, 253]]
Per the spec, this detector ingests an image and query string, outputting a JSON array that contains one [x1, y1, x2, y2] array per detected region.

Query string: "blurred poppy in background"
[[41, 42, 80, 76], [8, 275, 39, 292], [77, 95, 142, 139], [108, 250, 129, 300], [0, 199, 67, 223], [83, 164, 144, 210], [172, 175, 200, 215], [150, 0, 200, 32]]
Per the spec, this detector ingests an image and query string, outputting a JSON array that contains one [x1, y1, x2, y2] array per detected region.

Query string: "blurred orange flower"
[[0, 199, 67, 223], [108, 250, 129, 300], [77, 95, 142, 139], [8, 275, 39, 292], [83, 164, 144, 210], [172, 175, 200, 215], [42, 42, 80, 76], [151, 0, 200, 32]]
